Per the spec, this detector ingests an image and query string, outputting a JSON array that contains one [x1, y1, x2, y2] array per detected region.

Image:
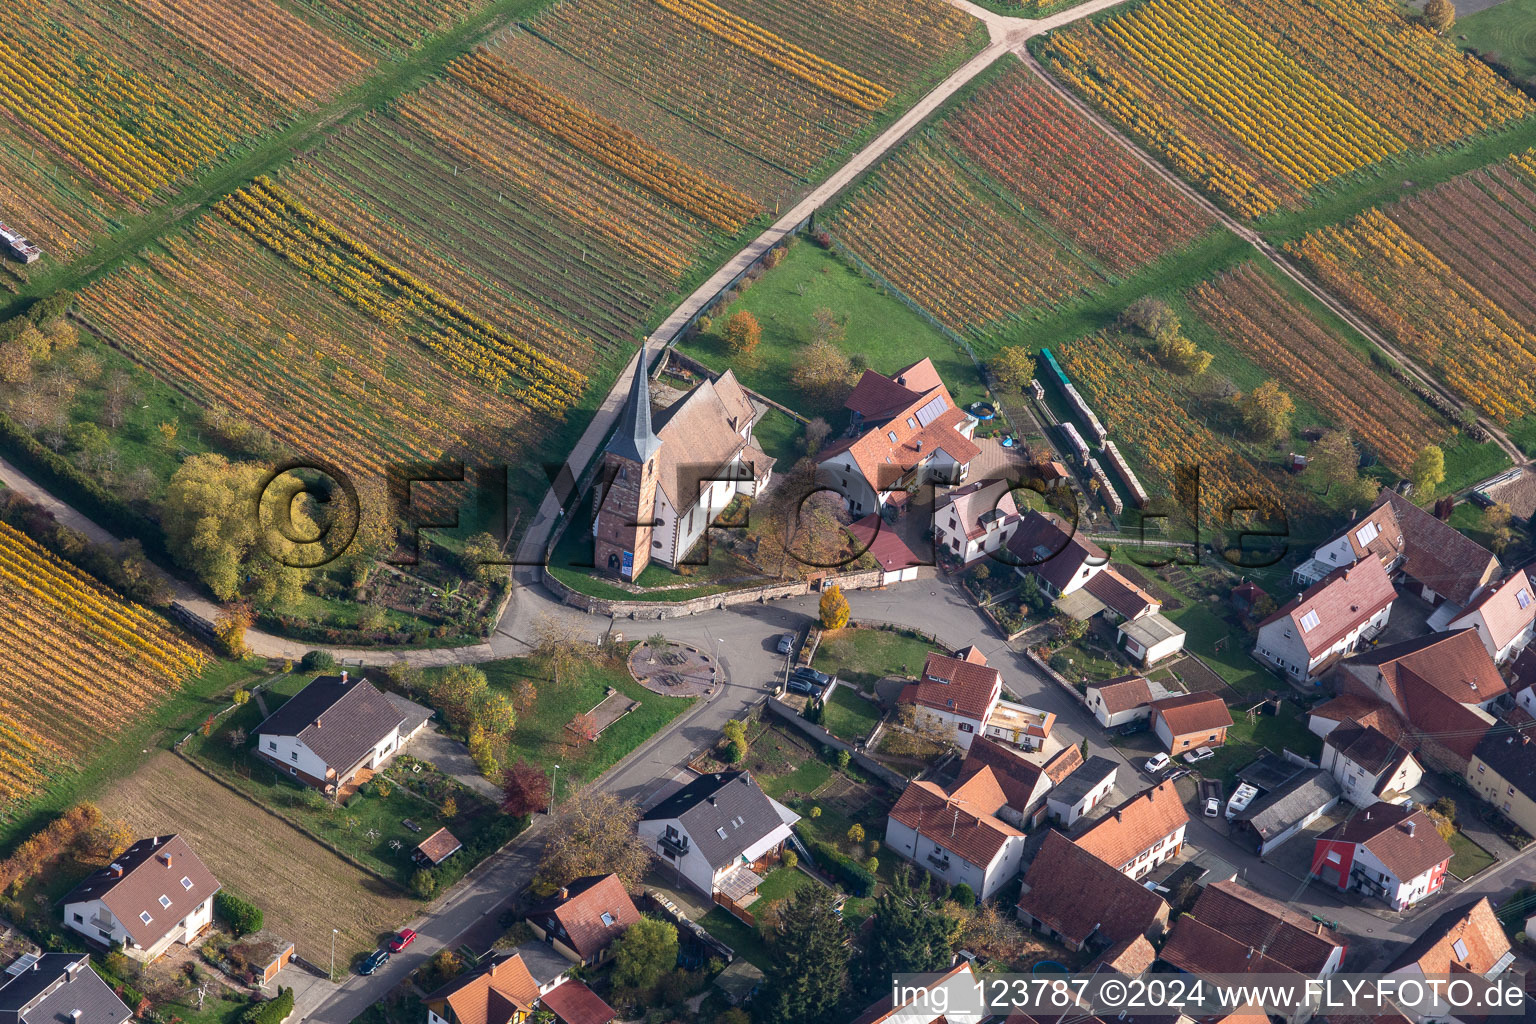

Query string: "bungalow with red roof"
[[1311, 804, 1451, 910], [847, 514, 925, 585], [884, 767, 1027, 900], [1449, 568, 1536, 664], [1017, 831, 1169, 954], [1386, 897, 1514, 1024], [525, 875, 639, 967], [1085, 674, 1163, 730], [1254, 557, 1396, 683], [817, 358, 980, 517], [1073, 781, 1188, 880], [1149, 692, 1233, 753], [423, 952, 545, 1024], [1320, 719, 1422, 807], [1335, 629, 1505, 773], [934, 478, 1022, 565]]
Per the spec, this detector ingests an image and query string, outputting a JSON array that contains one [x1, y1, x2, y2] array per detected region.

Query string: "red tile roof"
[[1149, 692, 1233, 741], [533, 875, 639, 961], [538, 980, 615, 1024], [416, 827, 462, 865], [821, 364, 981, 496], [1042, 744, 1086, 784], [61, 835, 221, 950], [1089, 674, 1154, 715], [1258, 557, 1396, 659], [1084, 569, 1160, 620], [1388, 897, 1509, 974], [1017, 832, 1168, 948], [424, 954, 541, 1024], [1374, 489, 1500, 606], [937, 478, 1021, 541], [1309, 695, 1408, 744], [1075, 781, 1188, 871], [1162, 881, 1342, 976], [1315, 805, 1451, 881], [900, 650, 1002, 722], [1352, 629, 1508, 708], [1452, 569, 1536, 653], [957, 735, 1048, 812], [848, 515, 925, 573], [888, 769, 1021, 868], [1322, 720, 1413, 777]]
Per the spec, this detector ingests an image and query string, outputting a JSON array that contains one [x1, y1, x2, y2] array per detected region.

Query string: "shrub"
[[241, 988, 293, 1024], [782, 849, 798, 870], [805, 838, 875, 897], [836, 750, 850, 770], [950, 883, 976, 909], [215, 891, 263, 938], [411, 869, 439, 899], [300, 650, 337, 672]]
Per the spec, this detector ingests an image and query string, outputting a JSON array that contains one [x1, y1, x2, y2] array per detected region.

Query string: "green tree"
[[988, 346, 1034, 390], [161, 454, 267, 600], [535, 790, 651, 892], [791, 338, 856, 403], [1424, 0, 1454, 31], [429, 665, 490, 731], [1308, 430, 1375, 511], [810, 307, 845, 347], [458, 532, 506, 583], [1411, 445, 1446, 500], [1051, 615, 1088, 645], [214, 890, 263, 937], [820, 584, 850, 630], [857, 866, 953, 993], [1120, 297, 1181, 340], [755, 885, 851, 1024], [611, 917, 679, 993], [1154, 331, 1213, 376], [1236, 381, 1294, 443], [724, 311, 762, 357]]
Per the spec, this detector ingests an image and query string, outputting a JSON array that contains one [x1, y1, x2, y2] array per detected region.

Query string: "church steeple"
[[607, 340, 662, 464]]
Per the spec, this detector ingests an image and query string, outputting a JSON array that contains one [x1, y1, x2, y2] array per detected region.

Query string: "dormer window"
[[1299, 610, 1321, 632], [181, 876, 193, 890], [140, 911, 153, 924], [158, 895, 171, 908]]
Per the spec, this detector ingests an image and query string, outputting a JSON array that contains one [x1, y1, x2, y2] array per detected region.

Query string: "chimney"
[[152, 836, 160, 847], [558, 887, 569, 901], [1405, 820, 1416, 838], [341, 670, 349, 684], [158, 851, 173, 868], [313, 718, 322, 729], [916, 439, 924, 451], [109, 863, 123, 878], [71, 1011, 82, 1021]]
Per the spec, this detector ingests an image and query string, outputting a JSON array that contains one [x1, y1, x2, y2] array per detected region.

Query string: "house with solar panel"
[[815, 358, 980, 518]]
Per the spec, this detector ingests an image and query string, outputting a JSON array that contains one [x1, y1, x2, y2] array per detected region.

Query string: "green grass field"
[[1447, 828, 1497, 879], [1461, 0, 1536, 83], [812, 626, 939, 689], [1201, 707, 1323, 789], [676, 243, 988, 422], [474, 651, 695, 788], [822, 686, 883, 743]]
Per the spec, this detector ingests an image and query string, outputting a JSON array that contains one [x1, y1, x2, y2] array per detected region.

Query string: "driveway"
[[404, 727, 501, 801]]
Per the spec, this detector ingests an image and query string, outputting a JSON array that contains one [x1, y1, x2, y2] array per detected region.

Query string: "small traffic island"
[[629, 640, 717, 697]]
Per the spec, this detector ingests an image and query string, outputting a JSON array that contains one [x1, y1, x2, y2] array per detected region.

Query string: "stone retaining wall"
[[542, 567, 885, 619]]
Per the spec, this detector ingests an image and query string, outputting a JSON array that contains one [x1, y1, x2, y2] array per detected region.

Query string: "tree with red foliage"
[[568, 711, 599, 744], [502, 760, 551, 816]]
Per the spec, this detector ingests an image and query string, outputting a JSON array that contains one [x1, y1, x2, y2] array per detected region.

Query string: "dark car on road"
[[359, 949, 390, 976], [786, 677, 818, 696], [776, 633, 797, 655], [790, 666, 831, 687]]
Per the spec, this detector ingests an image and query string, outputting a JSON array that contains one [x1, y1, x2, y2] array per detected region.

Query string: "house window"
[[717, 827, 728, 839], [1453, 939, 1469, 960], [907, 418, 917, 430], [1299, 610, 1321, 632], [1478, 764, 1486, 774], [140, 911, 153, 925], [600, 912, 615, 927], [1509, 786, 1516, 796], [959, 723, 974, 733], [887, 431, 898, 443], [290, 751, 298, 761], [1355, 522, 1379, 547], [268, 741, 276, 751], [99, 929, 112, 940], [1520, 589, 1532, 609], [181, 876, 193, 890], [73, 912, 83, 923], [158, 895, 172, 908]]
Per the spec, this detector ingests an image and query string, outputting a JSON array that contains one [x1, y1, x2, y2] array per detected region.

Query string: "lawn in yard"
[[701, 906, 772, 970], [1447, 829, 1496, 880], [813, 626, 940, 690], [676, 241, 989, 423], [823, 686, 882, 743], [756, 864, 814, 904], [474, 649, 695, 788], [1199, 705, 1323, 789], [752, 407, 806, 469], [544, 508, 767, 602]]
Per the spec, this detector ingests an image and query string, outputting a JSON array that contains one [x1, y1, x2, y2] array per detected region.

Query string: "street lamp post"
[[551, 764, 560, 813], [330, 928, 338, 982]]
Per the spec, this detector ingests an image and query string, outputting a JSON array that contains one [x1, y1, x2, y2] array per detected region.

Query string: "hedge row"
[[804, 837, 875, 897], [242, 987, 292, 1024]]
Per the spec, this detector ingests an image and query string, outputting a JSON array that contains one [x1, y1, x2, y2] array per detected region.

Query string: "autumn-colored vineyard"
[[1187, 266, 1446, 473], [294, 0, 484, 52], [215, 177, 586, 413], [1056, 330, 1287, 522], [447, 51, 762, 231], [1042, 0, 1531, 216], [0, 521, 205, 805], [1287, 150, 1536, 423], [828, 62, 1206, 342]]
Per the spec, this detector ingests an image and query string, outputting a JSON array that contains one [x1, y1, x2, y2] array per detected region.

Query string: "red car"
[[388, 929, 417, 953]]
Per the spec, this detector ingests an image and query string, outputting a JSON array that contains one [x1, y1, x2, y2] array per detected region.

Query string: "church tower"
[[593, 342, 662, 580]]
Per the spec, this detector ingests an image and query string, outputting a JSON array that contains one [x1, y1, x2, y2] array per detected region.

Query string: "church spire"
[[606, 339, 662, 464]]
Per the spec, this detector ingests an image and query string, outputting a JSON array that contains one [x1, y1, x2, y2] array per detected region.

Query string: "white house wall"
[[637, 820, 716, 895], [259, 734, 332, 782], [819, 452, 880, 518]]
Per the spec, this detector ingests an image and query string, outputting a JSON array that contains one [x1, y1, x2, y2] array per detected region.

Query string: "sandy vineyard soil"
[[99, 752, 416, 963]]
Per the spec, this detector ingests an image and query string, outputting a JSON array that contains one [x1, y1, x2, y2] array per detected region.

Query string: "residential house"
[[423, 952, 545, 1024], [536, 981, 615, 1024], [253, 672, 417, 795], [817, 358, 980, 517], [1005, 510, 1108, 598], [1386, 898, 1514, 1024], [1307, 694, 1408, 744], [1085, 674, 1164, 730], [898, 647, 1002, 751], [1335, 629, 1506, 773], [526, 874, 639, 967], [847, 514, 925, 585], [1449, 568, 1536, 664], [1311, 805, 1452, 910], [849, 962, 987, 1024], [61, 835, 219, 962], [1054, 567, 1185, 666], [885, 766, 1027, 900], [1294, 489, 1499, 621], [1149, 692, 1233, 753], [1465, 725, 1536, 840], [955, 735, 1071, 829], [592, 346, 773, 579], [637, 772, 798, 907], [1017, 831, 1169, 954], [0, 953, 131, 1024], [1254, 558, 1396, 683], [935, 478, 1022, 565], [1073, 781, 1188, 880], [1320, 720, 1422, 807], [1161, 881, 1346, 1014], [1232, 768, 1342, 855], [1047, 755, 1119, 826]]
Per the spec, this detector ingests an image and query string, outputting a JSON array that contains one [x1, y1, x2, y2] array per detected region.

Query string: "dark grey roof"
[[641, 772, 789, 869], [385, 692, 433, 737], [511, 942, 569, 990], [1049, 756, 1119, 805], [1236, 748, 1307, 793], [606, 342, 661, 465], [1473, 726, 1536, 801], [254, 675, 406, 773], [0, 955, 131, 1024], [1237, 769, 1341, 840]]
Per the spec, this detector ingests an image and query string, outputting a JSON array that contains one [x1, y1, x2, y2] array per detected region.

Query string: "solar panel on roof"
[[914, 395, 948, 427]]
